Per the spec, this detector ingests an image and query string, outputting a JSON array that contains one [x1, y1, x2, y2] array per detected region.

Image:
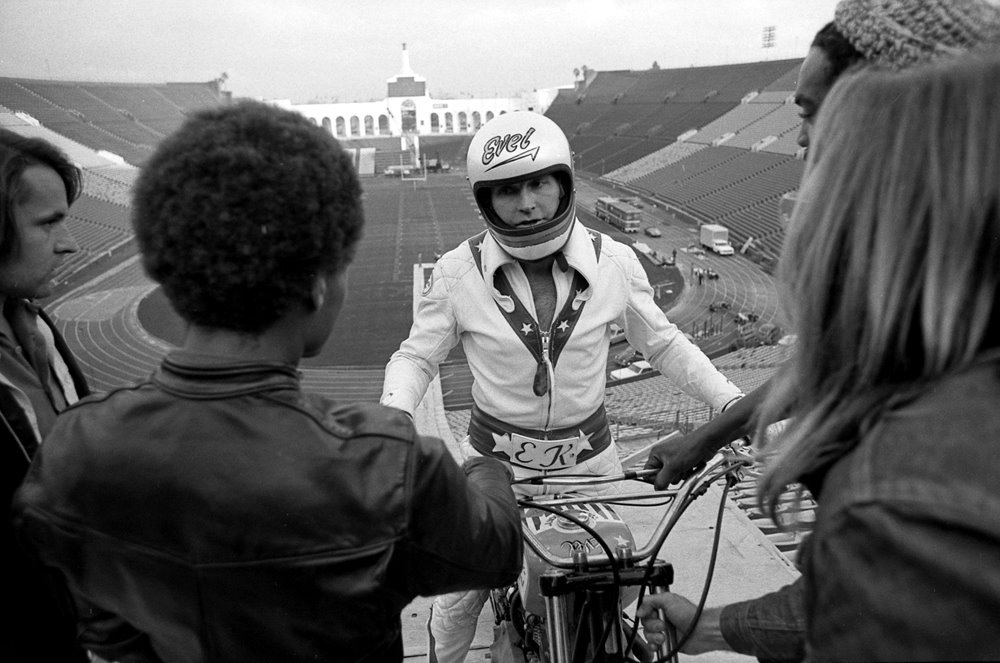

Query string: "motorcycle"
[[488, 439, 754, 663]]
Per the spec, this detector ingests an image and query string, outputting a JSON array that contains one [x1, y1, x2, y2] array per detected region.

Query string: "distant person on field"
[[13, 101, 522, 663], [0, 128, 90, 663], [642, 52, 1000, 661], [381, 110, 743, 663]]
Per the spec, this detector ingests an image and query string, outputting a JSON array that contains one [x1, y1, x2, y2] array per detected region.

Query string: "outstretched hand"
[[642, 430, 715, 490], [644, 388, 764, 489], [637, 593, 729, 655]]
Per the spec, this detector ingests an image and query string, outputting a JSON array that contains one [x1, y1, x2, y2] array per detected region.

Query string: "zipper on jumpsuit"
[[540, 328, 555, 433]]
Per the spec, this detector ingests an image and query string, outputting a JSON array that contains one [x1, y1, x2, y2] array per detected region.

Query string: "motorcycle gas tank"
[[518, 499, 635, 616]]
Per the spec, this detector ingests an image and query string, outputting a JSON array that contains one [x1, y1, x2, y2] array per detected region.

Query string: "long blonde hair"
[[758, 55, 1000, 517]]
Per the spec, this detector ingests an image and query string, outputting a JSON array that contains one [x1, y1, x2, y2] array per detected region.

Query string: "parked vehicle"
[[383, 164, 412, 177], [609, 323, 627, 345], [424, 157, 451, 173], [644, 226, 662, 237], [595, 197, 641, 233], [610, 360, 654, 381], [613, 346, 643, 367], [699, 224, 735, 255], [651, 250, 674, 266]]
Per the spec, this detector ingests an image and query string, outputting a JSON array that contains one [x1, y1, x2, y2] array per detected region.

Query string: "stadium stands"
[[551, 58, 805, 270], [686, 102, 781, 145], [0, 77, 223, 166]]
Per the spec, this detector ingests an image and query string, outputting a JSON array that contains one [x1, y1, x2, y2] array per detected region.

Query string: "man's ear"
[[308, 273, 328, 312]]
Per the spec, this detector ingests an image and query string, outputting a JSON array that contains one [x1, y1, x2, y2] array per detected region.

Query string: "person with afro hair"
[[13, 101, 522, 663]]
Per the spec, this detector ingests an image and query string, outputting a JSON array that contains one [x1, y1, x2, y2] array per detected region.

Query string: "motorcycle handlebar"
[[515, 442, 754, 568]]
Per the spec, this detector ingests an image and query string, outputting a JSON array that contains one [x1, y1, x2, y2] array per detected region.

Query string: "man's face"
[[1, 165, 79, 300], [490, 174, 563, 228], [794, 47, 835, 150]]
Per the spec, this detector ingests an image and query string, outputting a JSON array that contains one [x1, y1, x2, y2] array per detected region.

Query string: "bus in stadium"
[[593, 197, 641, 233]]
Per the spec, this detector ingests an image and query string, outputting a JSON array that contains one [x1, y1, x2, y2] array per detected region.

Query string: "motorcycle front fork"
[[540, 562, 677, 663]]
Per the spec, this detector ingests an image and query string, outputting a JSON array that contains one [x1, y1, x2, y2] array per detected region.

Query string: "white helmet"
[[467, 111, 575, 261]]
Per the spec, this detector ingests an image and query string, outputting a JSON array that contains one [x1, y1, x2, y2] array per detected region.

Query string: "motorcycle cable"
[[606, 497, 674, 508], [623, 478, 734, 663]]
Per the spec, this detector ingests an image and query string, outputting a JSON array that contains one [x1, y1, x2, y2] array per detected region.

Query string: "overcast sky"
[[2, 0, 839, 103]]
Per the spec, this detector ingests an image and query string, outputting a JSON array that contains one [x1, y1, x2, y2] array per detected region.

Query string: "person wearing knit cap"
[[641, 52, 1000, 662], [639, 2, 1000, 661], [795, 0, 1000, 150], [834, 0, 1000, 69]]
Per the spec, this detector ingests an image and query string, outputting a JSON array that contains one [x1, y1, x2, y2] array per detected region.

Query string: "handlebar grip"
[[648, 585, 680, 663], [663, 618, 679, 663]]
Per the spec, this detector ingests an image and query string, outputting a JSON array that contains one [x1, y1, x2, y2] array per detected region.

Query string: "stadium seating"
[[0, 77, 222, 165], [553, 57, 806, 269], [686, 102, 780, 145]]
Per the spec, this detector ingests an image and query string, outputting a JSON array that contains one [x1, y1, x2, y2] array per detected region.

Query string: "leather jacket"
[[2, 300, 90, 663], [14, 351, 522, 662]]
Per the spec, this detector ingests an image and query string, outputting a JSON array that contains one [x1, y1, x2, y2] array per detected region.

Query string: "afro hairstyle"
[[132, 100, 364, 334]]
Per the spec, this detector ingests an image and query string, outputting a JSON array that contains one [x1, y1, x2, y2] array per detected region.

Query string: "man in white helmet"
[[381, 110, 743, 662]]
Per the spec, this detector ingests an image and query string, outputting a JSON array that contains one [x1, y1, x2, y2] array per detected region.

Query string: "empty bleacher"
[[549, 60, 801, 184], [82, 169, 134, 207], [686, 102, 781, 145], [576, 70, 641, 103], [631, 145, 743, 197], [152, 82, 225, 113], [604, 141, 707, 184], [559, 58, 806, 269], [724, 103, 801, 150], [0, 77, 222, 166]]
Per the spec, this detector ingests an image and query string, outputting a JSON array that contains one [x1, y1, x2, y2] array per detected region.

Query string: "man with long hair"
[[0, 128, 90, 663]]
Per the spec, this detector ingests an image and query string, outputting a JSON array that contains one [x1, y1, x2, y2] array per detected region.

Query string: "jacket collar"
[[154, 350, 301, 398], [478, 219, 601, 291]]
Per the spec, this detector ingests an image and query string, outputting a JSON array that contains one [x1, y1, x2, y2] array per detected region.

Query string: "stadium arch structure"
[[278, 44, 564, 163]]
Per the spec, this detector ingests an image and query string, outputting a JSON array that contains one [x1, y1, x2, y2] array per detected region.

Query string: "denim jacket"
[[721, 357, 1000, 662], [801, 357, 1000, 661]]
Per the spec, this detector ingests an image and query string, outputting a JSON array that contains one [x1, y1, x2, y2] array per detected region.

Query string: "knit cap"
[[834, 0, 1000, 68]]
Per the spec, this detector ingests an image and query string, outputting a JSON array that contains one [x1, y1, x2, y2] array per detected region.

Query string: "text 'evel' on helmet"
[[467, 111, 576, 261]]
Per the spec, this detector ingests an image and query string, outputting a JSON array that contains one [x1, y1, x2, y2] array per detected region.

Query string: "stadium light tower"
[[762, 26, 776, 50]]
